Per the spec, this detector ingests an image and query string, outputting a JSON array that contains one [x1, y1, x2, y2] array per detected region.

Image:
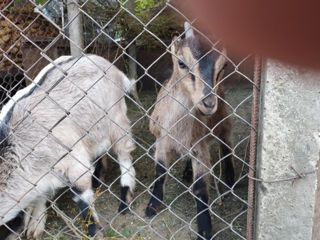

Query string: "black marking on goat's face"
[[172, 35, 227, 116]]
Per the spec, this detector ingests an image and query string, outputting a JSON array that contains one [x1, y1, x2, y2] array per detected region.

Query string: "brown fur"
[[149, 75, 232, 180], [147, 24, 234, 238]]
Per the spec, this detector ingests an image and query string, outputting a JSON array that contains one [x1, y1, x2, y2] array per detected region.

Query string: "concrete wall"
[[255, 60, 320, 239]]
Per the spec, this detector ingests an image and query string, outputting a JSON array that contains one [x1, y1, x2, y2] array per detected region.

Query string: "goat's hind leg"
[[113, 137, 136, 214], [92, 155, 108, 188], [182, 157, 193, 183], [217, 120, 235, 187]]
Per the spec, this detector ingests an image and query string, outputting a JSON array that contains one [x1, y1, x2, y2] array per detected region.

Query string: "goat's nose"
[[202, 95, 216, 109]]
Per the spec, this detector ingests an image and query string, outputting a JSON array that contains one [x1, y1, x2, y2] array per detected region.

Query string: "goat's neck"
[[167, 76, 194, 116]]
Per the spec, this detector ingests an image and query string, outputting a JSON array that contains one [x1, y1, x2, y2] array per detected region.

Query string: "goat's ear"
[[220, 48, 227, 65], [215, 48, 228, 73], [184, 22, 194, 39], [221, 48, 227, 66], [170, 35, 181, 55]]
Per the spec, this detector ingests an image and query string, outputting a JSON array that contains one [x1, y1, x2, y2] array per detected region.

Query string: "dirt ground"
[[37, 85, 253, 240]]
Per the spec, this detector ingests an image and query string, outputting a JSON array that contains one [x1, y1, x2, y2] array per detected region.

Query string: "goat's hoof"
[[90, 230, 104, 239], [225, 176, 235, 188], [87, 224, 103, 238], [197, 229, 212, 240], [197, 233, 212, 240], [27, 219, 46, 240], [145, 204, 158, 217], [118, 203, 129, 215], [197, 236, 211, 240], [27, 230, 44, 240]]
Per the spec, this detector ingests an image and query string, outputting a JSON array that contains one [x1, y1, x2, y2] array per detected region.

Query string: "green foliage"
[[105, 228, 131, 238], [122, 228, 131, 237], [106, 229, 122, 237], [14, 0, 23, 6], [9, 6, 15, 13], [82, 0, 183, 48], [120, 0, 159, 12], [135, 0, 157, 12], [116, 0, 182, 48], [35, 0, 46, 5]]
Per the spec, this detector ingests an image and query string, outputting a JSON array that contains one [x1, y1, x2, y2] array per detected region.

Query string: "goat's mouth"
[[197, 104, 218, 116]]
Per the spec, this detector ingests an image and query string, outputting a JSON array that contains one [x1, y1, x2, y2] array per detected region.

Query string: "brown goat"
[[146, 22, 235, 240]]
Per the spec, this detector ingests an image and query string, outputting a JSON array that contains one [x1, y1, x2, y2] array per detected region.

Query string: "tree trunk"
[[127, 0, 137, 79], [67, 0, 84, 56]]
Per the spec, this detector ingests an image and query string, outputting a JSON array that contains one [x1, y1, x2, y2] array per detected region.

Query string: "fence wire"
[[0, 0, 260, 239]]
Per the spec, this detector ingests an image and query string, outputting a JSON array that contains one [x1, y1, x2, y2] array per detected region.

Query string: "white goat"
[[146, 23, 235, 240], [0, 54, 136, 239]]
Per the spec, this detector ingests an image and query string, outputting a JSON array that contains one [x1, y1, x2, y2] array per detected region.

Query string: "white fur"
[[74, 189, 100, 223], [0, 56, 73, 121], [25, 198, 47, 239], [94, 138, 111, 158], [119, 160, 136, 192], [73, 188, 94, 204], [0, 55, 136, 237], [123, 75, 136, 93]]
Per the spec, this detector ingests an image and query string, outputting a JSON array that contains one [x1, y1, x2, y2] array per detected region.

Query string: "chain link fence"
[[0, 0, 260, 239]]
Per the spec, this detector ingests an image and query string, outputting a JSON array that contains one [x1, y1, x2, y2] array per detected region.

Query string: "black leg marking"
[[220, 144, 235, 187], [0, 211, 24, 240], [146, 162, 166, 217], [182, 158, 193, 183], [72, 188, 98, 237], [118, 186, 130, 214], [193, 177, 212, 240], [92, 159, 102, 188]]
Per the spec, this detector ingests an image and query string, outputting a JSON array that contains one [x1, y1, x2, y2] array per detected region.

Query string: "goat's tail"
[[123, 75, 143, 107], [122, 75, 135, 93]]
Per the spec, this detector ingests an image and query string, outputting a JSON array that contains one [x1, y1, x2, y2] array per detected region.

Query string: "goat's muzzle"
[[198, 94, 218, 116]]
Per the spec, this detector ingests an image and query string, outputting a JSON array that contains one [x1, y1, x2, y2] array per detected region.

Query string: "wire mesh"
[[0, 0, 260, 239]]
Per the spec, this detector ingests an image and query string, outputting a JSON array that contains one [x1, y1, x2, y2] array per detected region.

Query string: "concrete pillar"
[[255, 60, 320, 239], [67, 0, 84, 56]]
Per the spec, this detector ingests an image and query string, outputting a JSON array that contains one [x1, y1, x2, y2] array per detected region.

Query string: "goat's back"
[[0, 55, 131, 185]]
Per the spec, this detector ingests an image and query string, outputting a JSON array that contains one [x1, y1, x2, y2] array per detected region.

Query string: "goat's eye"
[[178, 60, 187, 69]]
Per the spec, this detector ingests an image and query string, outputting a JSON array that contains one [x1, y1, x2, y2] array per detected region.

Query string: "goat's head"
[[171, 22, 227, 116]]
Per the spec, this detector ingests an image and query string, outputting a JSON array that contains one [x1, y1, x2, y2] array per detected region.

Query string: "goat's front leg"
[[68, 159, 102, 237], [71, 187, 101, 237], [191, 145, 212, 240], [0, 211, 25, 240], [25, 197, 47, 239], [145, 146, 171, 217]]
